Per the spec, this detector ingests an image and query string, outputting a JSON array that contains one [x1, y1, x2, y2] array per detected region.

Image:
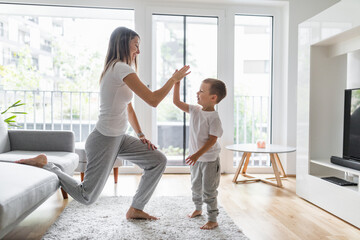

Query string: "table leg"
[[232, 152, 247, 183], [230, 148, 289, 187], [234, 153, 261, 184], [275, 153, 286, 177], [269, 153, 282, 187], [241, 153, 251, 174]]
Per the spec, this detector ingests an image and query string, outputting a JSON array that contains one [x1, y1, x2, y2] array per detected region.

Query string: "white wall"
[[348, 50, 360, 88], [285, 0, 339, 174]]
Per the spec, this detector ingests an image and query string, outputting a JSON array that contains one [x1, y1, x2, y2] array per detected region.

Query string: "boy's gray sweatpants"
[[43, 128, 167, 210], [190, 157, 221, 222]]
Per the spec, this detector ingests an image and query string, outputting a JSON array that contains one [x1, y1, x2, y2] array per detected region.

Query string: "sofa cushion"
[[0, 162, 59, 238], [0, 151, 79, 175], [0, 115, 10, 154], [8, 130, 75, 152]]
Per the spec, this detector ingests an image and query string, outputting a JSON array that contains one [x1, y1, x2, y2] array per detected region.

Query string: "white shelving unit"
[[297, 0, 360, 228], [310, 159, 360, 191]]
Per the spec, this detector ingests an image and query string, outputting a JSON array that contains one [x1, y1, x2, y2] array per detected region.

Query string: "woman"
[[16, 27, 191, 220]]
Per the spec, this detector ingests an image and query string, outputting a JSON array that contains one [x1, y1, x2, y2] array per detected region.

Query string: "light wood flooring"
[[3, 174, 360, 240]]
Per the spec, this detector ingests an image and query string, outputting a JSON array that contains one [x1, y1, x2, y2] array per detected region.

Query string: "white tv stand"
[[297, 0, 360, 228], [310, 159, 360, 191]]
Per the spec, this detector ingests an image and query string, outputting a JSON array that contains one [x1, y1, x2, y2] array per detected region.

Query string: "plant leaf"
[[10, 111, 27, 114], [1, 100, 26, 128], [13, 103, 25, 107], [4, 115, 16, 121], [11, 100, 21, 106]]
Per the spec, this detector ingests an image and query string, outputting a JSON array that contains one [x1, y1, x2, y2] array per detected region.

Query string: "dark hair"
[[203, 78, 227, 103], [100, 27, 139, 81]]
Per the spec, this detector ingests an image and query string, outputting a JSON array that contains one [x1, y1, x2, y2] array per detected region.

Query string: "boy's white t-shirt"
[[96, 62, 135, 137], [188, 104, 223, 162]]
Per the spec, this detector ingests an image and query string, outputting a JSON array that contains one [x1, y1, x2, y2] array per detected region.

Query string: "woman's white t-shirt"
[[189, 105, 223, 162], [96, 62, 135, 136]]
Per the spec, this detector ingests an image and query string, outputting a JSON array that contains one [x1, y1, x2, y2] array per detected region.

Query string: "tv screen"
[[343, 88, 360, 161]]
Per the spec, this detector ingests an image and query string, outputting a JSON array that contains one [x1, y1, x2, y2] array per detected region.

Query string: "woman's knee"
[[155, 150, 167, 168]]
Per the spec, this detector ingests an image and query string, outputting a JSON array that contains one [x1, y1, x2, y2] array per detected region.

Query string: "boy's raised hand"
[[173, 77, 190, 113]]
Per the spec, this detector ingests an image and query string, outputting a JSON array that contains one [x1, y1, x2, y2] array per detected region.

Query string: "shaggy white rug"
[[43, 196, 249, 240]]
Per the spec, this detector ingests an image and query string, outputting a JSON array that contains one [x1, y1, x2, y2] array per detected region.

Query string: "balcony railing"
[[233, 95, 271, 167], [0, 89, 99, 142], [1, 89, 271, 166]]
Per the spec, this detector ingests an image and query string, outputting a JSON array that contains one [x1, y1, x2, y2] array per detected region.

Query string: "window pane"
[[153, 14, 217, 166], [234, 15, 273, 167], [0, 7, 134, 144], [186, 16, 218, 106], [153, 15, 185, 166]]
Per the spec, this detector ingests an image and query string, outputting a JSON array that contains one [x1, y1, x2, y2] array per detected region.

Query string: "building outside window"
[[24, 16, 39, 24], [40, 38, 52, 52], [0, 21, 4, 37], [0, 8, 134, 143], [18, 29, 30, 45], [32, 56, 39, 70]]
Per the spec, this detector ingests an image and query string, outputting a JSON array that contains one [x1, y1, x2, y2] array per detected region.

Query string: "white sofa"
[[0, 120, 79, 238]]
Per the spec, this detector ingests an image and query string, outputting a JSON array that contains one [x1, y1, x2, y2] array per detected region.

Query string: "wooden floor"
[[3, 174, 360, 240]]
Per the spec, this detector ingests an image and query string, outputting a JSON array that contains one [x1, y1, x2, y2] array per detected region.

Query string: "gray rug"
[[43, 196, 249, 240]]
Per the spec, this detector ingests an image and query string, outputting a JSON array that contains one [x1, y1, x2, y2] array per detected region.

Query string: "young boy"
[[173, 78, 226, 230]]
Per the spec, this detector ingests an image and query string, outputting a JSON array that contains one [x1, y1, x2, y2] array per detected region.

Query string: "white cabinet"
[[310, 159, 360, 192], [297, 0, 360, 228]]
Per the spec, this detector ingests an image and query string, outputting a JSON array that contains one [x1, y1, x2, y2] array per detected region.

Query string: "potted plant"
[[1, 100, 27, 128]]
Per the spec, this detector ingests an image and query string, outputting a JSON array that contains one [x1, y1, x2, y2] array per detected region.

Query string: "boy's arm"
[[185, 135, 218, 166], [173, 82, 189, 113]]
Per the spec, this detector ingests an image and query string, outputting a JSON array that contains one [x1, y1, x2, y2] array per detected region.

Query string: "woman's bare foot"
[[188, 210, 202, 218], [15, 154, 47, 168], [200, 221, 218, 230], [126, 207, 158, 220]]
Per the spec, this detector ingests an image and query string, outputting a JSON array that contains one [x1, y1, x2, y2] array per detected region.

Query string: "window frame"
[[221, 6, 287, 174], [140, 6, 225, 173], [130, 4, 287, 174], [151, 12, 219, 169], [233, 14, 274, 168]]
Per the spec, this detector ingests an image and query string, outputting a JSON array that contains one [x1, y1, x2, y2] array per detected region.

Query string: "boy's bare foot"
[[126, 207, 158, 220], [200, 221, 218, 230], [188, 210, 202, 218], [15, 154, 47, 168]]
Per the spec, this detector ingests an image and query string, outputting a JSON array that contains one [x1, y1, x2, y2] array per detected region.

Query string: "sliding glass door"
[[152, 14, 218, 166]]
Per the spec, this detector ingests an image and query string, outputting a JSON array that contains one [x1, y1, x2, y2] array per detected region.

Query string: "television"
[[331, 88, 360, 170], [343, 88, 360, 160]]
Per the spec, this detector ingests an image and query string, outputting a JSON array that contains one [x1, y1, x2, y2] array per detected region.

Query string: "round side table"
[[226, 144, 296, 187]]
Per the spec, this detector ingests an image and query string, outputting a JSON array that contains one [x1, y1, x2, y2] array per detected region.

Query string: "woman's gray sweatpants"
[[43, 129, 167, 210], [190, 157, 221, 222]]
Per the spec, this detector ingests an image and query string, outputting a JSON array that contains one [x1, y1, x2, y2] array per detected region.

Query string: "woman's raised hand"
[[172, 65, 191, 83]]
